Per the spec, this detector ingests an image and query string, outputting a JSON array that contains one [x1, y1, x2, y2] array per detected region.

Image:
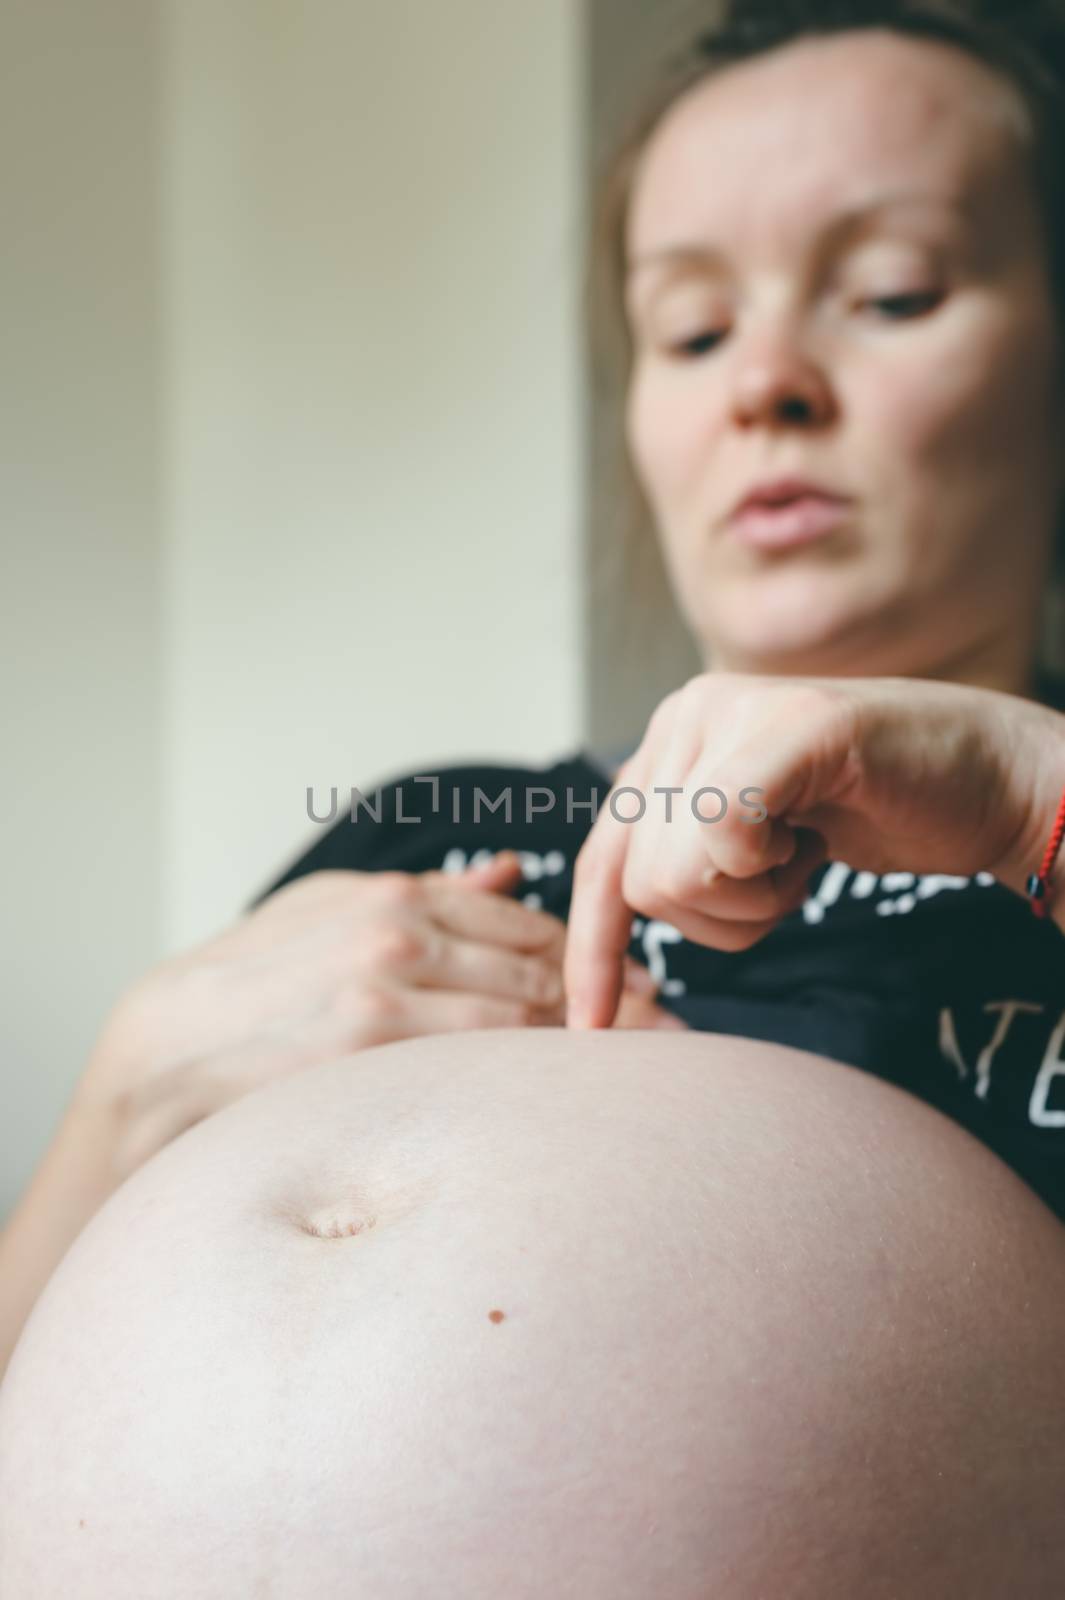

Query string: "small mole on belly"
[[487, 1309, 505, 1324]]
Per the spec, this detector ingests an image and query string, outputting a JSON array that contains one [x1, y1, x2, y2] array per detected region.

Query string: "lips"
[[727, 475, 851, 551], [730, 493, 851, 551], [734, 475, 845, 514]]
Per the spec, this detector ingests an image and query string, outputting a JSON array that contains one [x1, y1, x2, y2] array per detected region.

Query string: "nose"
[[729, 317, 836, 430]]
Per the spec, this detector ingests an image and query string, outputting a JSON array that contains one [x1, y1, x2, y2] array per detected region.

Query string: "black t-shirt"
[[252, 709, 1065, 1225]]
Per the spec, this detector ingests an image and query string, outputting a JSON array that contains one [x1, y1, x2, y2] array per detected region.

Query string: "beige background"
[[1, 0, 705, 1217]]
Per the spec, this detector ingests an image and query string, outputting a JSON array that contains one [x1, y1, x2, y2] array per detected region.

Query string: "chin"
[[701, 616, 858, 671], [695, 570, 891, 673]]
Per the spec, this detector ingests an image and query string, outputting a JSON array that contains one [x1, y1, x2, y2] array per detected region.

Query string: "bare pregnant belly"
[[2, 1028, 1065, 1599]]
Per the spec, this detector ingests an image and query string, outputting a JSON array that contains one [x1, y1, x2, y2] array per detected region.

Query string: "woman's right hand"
[[77, 851, 596, 1176]]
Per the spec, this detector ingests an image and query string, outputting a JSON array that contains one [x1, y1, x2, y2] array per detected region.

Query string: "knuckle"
[[347, 982, 402, 1036], [372, 871, 422, 909], [623, 861, 671, 915], [526, 961, 563, 1006], [785, 681, 841, 726], [524, 906, 566, 945], [506, 956, 550, 1006], [658, 863, 696, 905], [459, 997, 531, 1031], [364, 921, 423, 972], [507, 1000, 540, 1028], [455, 997, 493, 1031]]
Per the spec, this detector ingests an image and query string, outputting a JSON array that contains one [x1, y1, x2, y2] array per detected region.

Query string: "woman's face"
[[624, 29, 1065, 690]]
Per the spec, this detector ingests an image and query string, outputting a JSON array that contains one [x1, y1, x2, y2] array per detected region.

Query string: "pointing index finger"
[[564, 785, 635, 1029]]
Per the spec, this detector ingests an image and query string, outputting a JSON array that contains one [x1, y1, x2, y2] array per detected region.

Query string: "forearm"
[[0, 1097, 124, 1381]]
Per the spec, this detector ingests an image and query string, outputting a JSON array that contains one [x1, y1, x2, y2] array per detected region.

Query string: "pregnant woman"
[[4, 4, 1065, 1594]]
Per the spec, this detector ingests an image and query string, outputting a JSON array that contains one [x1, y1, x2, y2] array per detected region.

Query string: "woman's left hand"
[[564, 671, 1065, 1028]]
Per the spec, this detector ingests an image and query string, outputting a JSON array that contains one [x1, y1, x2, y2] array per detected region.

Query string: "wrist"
[[993, 714, 1065, 931], [1030, 797, 1065, 934], [68, 1070, 170, 1190], [47, 1092, 130, 1207], [66, 1024, 155, 1183]]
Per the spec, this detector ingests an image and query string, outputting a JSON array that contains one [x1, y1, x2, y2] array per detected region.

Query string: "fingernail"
[[566, 1000, 591, 1029], [467, 851, 517, 876]]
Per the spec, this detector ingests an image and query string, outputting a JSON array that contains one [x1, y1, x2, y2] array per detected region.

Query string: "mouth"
[[728, 493, 851, 552]]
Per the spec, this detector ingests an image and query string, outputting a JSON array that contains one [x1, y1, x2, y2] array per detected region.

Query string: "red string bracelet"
[[1026, 782, 1065, 918]]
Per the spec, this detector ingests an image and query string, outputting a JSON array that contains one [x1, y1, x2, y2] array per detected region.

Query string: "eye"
[[861, 290, 941, 319], [668, 329, 726, 359], [664, 288, 941, 358]]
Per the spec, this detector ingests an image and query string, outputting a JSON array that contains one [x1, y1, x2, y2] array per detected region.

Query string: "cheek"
[[625, 364, 711, 521], [855, 297, 1060, 531]]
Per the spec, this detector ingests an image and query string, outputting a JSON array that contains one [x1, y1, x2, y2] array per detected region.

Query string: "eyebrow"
[[625, 189, 970, 280]]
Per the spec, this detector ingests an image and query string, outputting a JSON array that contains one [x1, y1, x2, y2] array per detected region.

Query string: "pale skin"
[[0, 856, 675, 1376], [3, 25, 1065, 1596], [620, 29, 1065, 693], [564, 25, 1065, 1018], [3, 1032, 1065, 1597], [563, 671, 1065, 1026]]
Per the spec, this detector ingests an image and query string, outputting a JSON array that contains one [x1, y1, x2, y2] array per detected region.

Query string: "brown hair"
[[584, 0, 1065, 607]]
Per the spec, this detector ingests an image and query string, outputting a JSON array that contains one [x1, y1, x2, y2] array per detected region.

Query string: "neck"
[[906, 638, 1043, 703], [706, 626, 1050, 706]]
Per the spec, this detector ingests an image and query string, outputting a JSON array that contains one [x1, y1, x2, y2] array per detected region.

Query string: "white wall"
[[2, 0, 706, 1219], [1, 0, 591, 1215], [583, 0, 704, 753], [162, 0, 586, 951], [0, 0, 164, 1214]]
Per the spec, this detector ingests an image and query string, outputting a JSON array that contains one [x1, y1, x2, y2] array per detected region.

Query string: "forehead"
[[626, 28, 1029, 257]]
